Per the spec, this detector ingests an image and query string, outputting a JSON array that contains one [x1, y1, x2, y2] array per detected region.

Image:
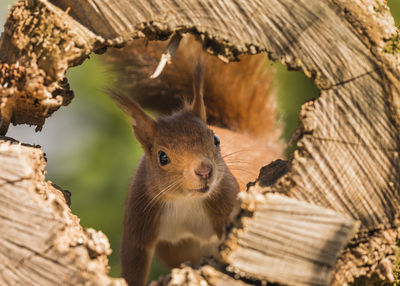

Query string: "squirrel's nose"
[[195, 163, 212, 180]]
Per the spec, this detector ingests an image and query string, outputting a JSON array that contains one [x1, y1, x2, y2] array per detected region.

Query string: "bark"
[[0, 0, 399, 285]]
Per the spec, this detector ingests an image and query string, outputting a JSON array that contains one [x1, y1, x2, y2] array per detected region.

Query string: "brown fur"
[[115, 99, 238, 286], [106, 35, 281, 140], [121, 157, 161, 285], [107, 35, 283, 286]]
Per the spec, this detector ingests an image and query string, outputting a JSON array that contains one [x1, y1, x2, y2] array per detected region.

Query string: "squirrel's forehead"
[[157, 115, 210, 134], [156, 128, 210, 146], [155, 120, 212, 148]]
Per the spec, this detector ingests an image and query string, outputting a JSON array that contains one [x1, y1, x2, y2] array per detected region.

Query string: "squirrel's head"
[[146, 109, 224, 199], [110, 62, 227, 199]]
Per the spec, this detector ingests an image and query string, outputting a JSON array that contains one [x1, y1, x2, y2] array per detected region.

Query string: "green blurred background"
[[1, 0, 399, 281]]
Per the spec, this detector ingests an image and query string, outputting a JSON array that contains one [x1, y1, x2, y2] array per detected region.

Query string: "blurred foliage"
[[389, 0, 400, 25], [58, 56, 143, 276], [274, 64, 318, 156], [1, 0, 400, 282]]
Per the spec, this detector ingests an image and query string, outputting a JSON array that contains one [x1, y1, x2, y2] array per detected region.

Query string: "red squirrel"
[[107, 35, 283, 286]]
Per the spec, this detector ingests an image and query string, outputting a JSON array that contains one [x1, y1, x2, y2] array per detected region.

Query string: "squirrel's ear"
[[109, 91, 156, 151], [191, 60, 207, 122]]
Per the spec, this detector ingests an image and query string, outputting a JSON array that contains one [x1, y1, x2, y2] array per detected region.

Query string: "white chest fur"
[[158, 197, 218, 245]]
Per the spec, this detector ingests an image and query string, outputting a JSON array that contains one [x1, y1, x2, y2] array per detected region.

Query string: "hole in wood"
[[5, 35, 319, 280]]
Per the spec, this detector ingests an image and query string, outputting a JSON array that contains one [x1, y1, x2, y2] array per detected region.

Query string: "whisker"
[[206, 187, 217, 201], [144, 181, 179, 212], [221, 165, 257, 176], [221, 149, 257, 159], [134, 173, 184, 209], [220, 160, 251, 166], [227, 166, 256, 173], [143, 180, 182, 212], [217, 161, 255, 170]]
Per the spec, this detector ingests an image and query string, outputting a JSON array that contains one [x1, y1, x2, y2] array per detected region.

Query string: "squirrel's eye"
[[214, 135, 220, 147], [158, 151, 170, 166]]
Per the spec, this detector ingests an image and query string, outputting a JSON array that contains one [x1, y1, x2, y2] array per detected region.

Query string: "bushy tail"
[[106, 35, 281, 142]]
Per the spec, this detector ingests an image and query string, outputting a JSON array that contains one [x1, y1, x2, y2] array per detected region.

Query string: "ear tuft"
[[191, 59, 207, 122], [108, 89, 156, 153]]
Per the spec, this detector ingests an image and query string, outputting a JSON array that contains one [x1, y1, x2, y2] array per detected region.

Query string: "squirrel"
[[106, 35, 283, 286]]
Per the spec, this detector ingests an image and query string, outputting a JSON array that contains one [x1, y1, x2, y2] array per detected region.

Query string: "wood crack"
[[307, 136, 400, 152], [0, 177, 31, 187], [0, 238, 61, 285], [3, 238, 60, 268], [320, 69, 379, 90]]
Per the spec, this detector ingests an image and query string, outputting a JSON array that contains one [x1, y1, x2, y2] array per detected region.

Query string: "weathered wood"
[[221, 194, 357, 286], [0, 0, 399, 285], [285, 75, 400, 230], [149, 263, 253, 286], [0, 137, 125, 285], [0, 0, 98, 133]]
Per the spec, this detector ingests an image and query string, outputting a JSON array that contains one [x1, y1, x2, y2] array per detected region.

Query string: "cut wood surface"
[[0, 0, 399, 285], [221, 193, 357, 286], [0, 136, 125, 285]]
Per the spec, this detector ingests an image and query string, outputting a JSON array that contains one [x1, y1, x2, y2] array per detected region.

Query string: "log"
[[221, 192, 357, 285], [0, 0, 399, 285], [0, 136, 126, 285], [0, 136, 355, 286]]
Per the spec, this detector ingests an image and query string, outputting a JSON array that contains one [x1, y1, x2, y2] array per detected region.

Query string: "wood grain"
[[0, 137, 125, 286], [221, 194, 357, 286], [0, 0, 399, 285]]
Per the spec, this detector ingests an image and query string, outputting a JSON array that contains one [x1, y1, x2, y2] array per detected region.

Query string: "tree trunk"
[[0, 0, 399, 285]]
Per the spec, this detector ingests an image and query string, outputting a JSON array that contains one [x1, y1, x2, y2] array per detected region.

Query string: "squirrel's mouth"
[[192, 186, 209, 193]]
